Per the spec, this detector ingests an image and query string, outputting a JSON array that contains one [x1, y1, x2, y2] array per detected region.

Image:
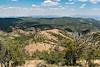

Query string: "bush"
[[33, 51, 65, 65]]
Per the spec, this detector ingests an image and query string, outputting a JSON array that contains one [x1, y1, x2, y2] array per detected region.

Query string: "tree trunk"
[[4, 62, 9, 67], [73, 57, 77, 65], [86, 59, 93, 67]]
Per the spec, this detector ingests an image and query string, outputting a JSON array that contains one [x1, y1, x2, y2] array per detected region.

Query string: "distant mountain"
[[74, 15, 100, 20], [0, 17, 100, 33], [32, 15, 63, 18]]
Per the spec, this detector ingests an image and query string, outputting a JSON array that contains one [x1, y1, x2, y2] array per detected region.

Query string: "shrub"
[[33, 51, 65, 65]]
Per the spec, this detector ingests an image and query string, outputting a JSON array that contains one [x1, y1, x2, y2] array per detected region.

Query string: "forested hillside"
[[0, 17, 100, 33]]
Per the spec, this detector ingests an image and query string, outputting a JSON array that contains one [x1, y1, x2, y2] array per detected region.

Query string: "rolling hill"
[[0, 17, 100, 33]]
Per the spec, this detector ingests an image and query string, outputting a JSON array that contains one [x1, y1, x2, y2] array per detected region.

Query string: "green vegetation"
[[33, 51, 65, 65], [0, 17, 100, 32], [0, 17, 100, 67]]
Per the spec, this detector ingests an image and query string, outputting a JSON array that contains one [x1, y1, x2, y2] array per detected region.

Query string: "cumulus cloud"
[[79, 0, 100, 4], [41, 0, 60, 7]]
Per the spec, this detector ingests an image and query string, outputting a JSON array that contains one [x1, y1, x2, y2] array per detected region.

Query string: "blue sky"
[[0, 0, 100, 17]]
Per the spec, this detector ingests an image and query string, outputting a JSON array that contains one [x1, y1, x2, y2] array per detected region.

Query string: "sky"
[[0, 0, 100, 17]]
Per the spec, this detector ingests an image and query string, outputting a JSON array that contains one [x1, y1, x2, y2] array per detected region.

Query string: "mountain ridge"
[[0, 17, 100, 33]]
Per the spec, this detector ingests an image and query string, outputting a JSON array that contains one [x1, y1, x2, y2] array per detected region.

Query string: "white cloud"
[[79, 0, 88, 2], [32, 4, 40, 8], [90, 0, 100, 4], [80, 4, 86, 8], [79, 0, 100, 4], [0, 7, 100, 17], [76, 9, 100, 15], [92, 8, 100, 10], [0, 7, 33, 17], [41, 0, 60, 7], [32, 4, 37, 7], [0, 7, 76, 17], [65, 2, 75, 5]]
